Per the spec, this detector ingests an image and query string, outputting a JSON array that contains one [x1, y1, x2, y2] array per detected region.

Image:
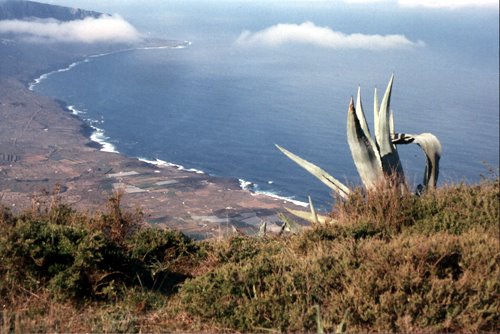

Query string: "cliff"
[[0, 0, 102, 21]]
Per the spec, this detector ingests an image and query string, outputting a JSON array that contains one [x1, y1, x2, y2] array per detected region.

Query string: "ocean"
[[33, 1, 499, 209]]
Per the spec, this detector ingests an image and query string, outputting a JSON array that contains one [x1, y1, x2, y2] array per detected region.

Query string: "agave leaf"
[[356, 87, 380, 156], [377, 75, 404, 179], [257, 221, 267, 237], [389, 110, 395, 137], [314, 305, 324, 334], [347, 98, 384, 190], [285, 207, 332, 225], [276, 144, 351, 199], [279, 212, 304, 233], [392, 133, 442, 189], [377, 74, 394, 153], [373, 87, 380, 144], [231, 225, 245, 236], [336, 321, 347, 334], [308, 195, 319, 225], [356, 87, 373, 142], [335, 311, 349, 334]]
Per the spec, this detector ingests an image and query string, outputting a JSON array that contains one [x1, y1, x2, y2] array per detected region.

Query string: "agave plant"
[[277, 75, 442, 223]]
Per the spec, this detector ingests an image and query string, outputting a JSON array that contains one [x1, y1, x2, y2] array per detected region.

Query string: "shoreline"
[[0, 40, 308, 238], [28, 49, 310, 208]]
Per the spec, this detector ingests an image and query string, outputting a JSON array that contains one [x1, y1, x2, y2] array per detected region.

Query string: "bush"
[[0, 180, 498, 332], [0, 200, 201, 303], [178, 180, 499, 332]]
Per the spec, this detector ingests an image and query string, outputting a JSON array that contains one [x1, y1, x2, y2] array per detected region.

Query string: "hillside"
[[0, 179, 498, 332], [0, 0, 101, 21], [0, 0, 302, 244]]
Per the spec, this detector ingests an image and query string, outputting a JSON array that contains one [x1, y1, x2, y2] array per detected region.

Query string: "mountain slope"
[[0, 0, 101, 21]]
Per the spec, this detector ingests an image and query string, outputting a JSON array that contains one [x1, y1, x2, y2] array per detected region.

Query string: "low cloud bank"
[[398, 0, 498, 9], [0, 14, 141, 43], [344, 0, 498, 9], [236, 22, 424, 50]]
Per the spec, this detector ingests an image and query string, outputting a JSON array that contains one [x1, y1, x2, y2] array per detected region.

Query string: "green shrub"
[[0, 203, 200, 303], [178, 181, 499, 332], [180, 226, 499, 332], [0, 180, 497, 333]]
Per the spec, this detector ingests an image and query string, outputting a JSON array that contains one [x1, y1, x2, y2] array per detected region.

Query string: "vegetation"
[[0, 178, 498, 333], [277, 76, 442, 223]]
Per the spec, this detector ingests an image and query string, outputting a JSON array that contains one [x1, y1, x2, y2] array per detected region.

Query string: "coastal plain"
[[0, 40, 304, 238]]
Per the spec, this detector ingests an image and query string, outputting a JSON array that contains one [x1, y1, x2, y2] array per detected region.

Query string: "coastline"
[[29, 48, 310, 205], [0, 41, 307, 238]]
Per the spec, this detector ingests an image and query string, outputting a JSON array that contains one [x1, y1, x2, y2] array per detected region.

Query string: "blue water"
[[34, 1, 499, 209]]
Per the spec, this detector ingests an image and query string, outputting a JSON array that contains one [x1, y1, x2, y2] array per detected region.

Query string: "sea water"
[[32, 1, 499, 209]]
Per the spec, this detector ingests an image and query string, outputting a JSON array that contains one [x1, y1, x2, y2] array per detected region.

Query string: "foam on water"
[[252, 190, 309, 208], [237, 178, 308, 207], [88, 124, 119, 153], [238, 179, 253, 190], [29, 42, 191, 91], [29, 61, 83, 90], [29, 42, 196, 159], [137, 157, 205, 174], [67, 105, 85, 116]]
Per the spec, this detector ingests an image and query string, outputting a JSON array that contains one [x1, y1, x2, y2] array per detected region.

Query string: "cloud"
[[343, 0, 389, 3], [235, 22, 424, 50], [342, 0, 499, 9], [0, 15, 141, 43], [397, 0, 499, 9]]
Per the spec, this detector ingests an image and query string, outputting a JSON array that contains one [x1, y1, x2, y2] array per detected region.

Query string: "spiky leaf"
[[373, 87, 380, 143], [285, 207, 332, 225], [347, 98, 384, 190], [389, 110, 395, 137], [377, 75, 404, 180], [276, 145, 350, 199], [279, 212, 303, 233], [308, 195, 319, 225], [377, 74, 394, 154], [356, 88, 373, 142], [314, 305, 324, 334], [356, 87, 380, 156], [257, 221, 267, 237]]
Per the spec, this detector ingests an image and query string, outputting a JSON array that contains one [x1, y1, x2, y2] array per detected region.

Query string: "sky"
[[39, 0, 499, 9], [1, 0, 497, 50]]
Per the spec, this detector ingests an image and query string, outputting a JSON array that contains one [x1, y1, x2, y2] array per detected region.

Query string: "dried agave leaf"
[[392, 132, 442, 189]]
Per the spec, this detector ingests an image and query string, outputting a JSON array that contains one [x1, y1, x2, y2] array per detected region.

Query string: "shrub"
[[0, 200, 201, 303], [0, 181, 497, 332], [178, 181, 499, 332]]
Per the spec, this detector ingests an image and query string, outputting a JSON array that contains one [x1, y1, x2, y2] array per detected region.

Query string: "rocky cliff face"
[[0, 1, 102, 21]]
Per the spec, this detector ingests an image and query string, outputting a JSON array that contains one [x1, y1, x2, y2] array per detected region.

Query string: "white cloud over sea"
[[343, 0, 499, 9], [235, 21, 424, 50], [0, 15, 141, 43]]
